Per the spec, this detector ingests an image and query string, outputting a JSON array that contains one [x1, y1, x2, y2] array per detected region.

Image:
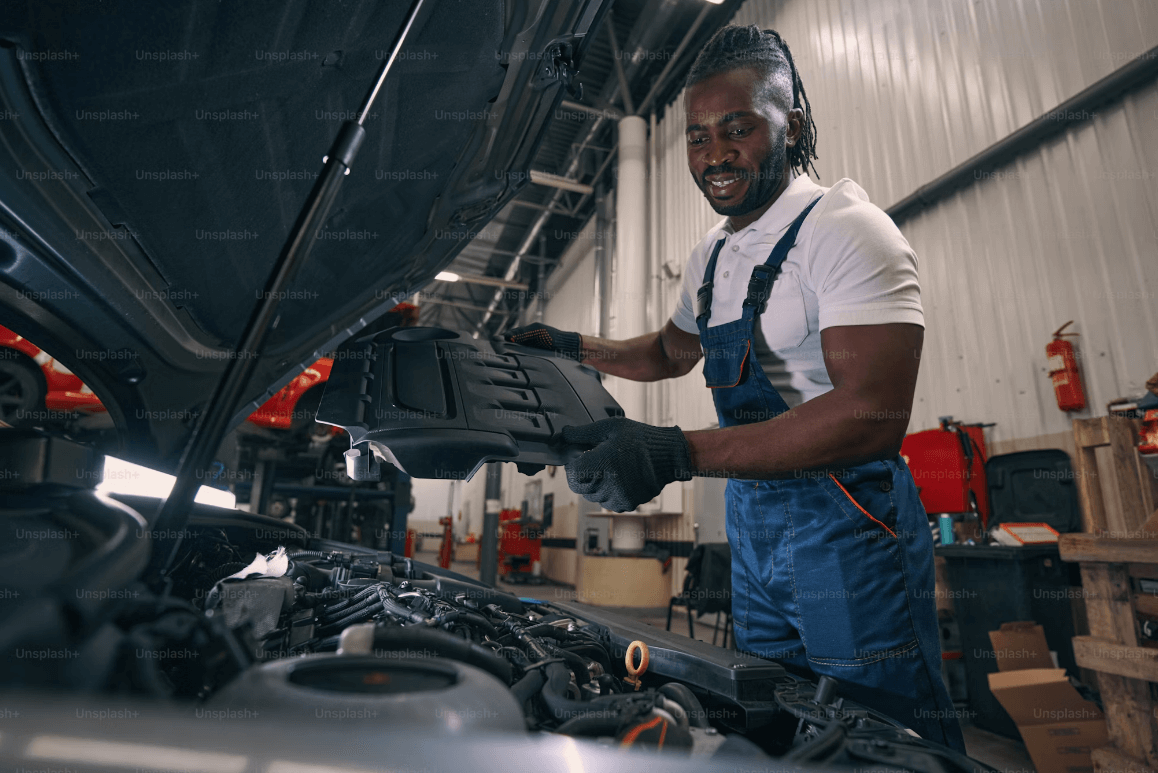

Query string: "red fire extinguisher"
[[1046, 321, 1086, 412]]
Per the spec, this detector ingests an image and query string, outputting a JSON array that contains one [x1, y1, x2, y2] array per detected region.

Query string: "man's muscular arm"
[[507, 320, 702, 382], [579, 319, 703, 382], [683, 323, 923, 477]]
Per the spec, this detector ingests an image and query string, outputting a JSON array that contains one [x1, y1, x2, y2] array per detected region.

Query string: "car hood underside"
[[0, 0, 603, 468]]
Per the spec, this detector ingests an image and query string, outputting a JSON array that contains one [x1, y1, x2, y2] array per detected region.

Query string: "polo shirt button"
[[879, 480, 893, 492], [723, 271, 729, 278], [732, 245, 739, 251]]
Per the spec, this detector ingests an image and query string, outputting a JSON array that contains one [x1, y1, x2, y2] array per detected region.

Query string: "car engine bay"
[[0, 472, 990, 771]]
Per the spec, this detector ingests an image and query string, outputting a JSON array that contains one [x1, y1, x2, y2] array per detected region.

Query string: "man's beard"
[[697, 125, 788, 217]]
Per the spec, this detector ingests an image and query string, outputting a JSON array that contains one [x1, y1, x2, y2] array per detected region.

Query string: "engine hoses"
[[432, 609, 499, 638], [784, 718, 848, 763], [286, 550, 331, 560], [658, 683, 709, 728], [320, 596, 383, 630], [553, 712, 625, 737], [546, 644, 591, 686], [368, 624, 513, 684], [510, 669, 546, 704], [538, 662, 659, 722]]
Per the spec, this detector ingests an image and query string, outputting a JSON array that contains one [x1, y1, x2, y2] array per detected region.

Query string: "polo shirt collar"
[[717, 172, 823, 241]]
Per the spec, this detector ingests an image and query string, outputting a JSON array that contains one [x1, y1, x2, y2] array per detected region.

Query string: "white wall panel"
[[651, 0, 1158, 450], [542, 218, 597, 334], [902, 87, 1158, 443], [409, 478, 451, 533], [727, 0, 1158, 207]]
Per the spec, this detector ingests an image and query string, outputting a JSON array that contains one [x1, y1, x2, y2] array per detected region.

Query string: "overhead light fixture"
[[701, 0, 724, 4], [431, 271, 528, 290]]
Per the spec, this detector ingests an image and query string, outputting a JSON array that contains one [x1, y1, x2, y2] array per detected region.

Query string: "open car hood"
[[0, 0, 606, 469]]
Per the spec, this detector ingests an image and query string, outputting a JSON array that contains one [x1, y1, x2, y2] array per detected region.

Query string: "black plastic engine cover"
[[550, 601, 789, 719], [315, 327, 623, 480]]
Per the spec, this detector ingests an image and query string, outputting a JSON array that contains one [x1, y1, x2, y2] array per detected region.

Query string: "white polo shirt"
[[671, 172, 924, 408]]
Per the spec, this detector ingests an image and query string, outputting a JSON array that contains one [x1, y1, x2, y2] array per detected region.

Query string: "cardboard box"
[[989, 621, 1056, 672], [987, 621, 1109, 773], [988, 669, 1108, 773]]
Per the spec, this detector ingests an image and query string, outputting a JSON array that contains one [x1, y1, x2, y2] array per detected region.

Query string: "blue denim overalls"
[[695, 196, 966, 751]]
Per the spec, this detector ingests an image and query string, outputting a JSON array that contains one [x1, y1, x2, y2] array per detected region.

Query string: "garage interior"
[[399, 1, 1158, 771], [1, 0, 1156, 771]]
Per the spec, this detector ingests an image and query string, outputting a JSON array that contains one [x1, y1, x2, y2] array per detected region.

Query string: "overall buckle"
[[696, 282, 714, 320], [743, 265, 778, 314]]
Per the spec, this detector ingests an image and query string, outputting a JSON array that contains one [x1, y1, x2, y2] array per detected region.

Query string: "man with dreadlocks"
[[506, 25, 964, 751]]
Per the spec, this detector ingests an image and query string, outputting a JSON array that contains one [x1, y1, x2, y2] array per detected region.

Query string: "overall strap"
[[743, 195, 822, 315], [695, 237, 727, 322]]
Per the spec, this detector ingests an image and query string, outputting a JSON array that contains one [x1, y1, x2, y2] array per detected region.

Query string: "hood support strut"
[[146, 0, 428, 580]]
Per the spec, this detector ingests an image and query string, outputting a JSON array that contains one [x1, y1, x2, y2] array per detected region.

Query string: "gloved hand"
[[560, 418, 695, 513], [504, 323, 582, 360]]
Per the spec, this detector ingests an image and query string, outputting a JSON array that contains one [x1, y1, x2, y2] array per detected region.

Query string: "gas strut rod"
[[148, 0, 429, 579]]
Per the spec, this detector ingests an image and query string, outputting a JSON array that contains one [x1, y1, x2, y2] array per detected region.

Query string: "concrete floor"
[[417, 552, 1037, 772]]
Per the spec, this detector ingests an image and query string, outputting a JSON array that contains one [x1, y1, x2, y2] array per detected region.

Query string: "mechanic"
[[505, 26, 965, 751]]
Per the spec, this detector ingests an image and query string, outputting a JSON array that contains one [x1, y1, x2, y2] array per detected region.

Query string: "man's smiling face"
[[685, 67, 800, 230]]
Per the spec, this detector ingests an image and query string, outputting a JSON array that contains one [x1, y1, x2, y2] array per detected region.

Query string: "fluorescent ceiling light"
[[97, 456, 237, 510], [435, 271, 460, 282]]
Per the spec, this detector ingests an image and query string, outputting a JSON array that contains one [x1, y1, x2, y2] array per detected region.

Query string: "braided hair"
[[685, 25, 819, 179]]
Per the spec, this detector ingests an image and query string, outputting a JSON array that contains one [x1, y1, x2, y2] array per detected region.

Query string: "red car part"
[[1140, 409, 1158, 456], [0, 301, 421, 431], [0, 324, 104, 417], [498, 508, 540, 578], [900, 421, 990, 529], [437, 516, 454, 569], [247, 358, 334, 430]]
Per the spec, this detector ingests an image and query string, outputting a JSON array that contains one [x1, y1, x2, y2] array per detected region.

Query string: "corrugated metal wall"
[[651, 0, 1158, 452], [730, 0, 1158, 208], [542, 224, 597, 334]]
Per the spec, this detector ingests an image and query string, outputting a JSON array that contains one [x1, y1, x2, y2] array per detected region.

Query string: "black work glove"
[[505, 323, 582, 360], [561, 418, 695, 513]]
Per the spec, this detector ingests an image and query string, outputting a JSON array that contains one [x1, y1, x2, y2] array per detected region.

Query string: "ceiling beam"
[[416, 295, 500, 315], [436, 272, 529, 291], [558, 99, 623, 122], [506, 199, 580, 217], [634, 4, 712, 116], [529, 169, 594, 195], [604, 16, 635, 114]]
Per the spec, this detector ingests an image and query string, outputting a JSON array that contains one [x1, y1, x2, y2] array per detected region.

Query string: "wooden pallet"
[[1073, 416, 1158, 536], [1060, 528, 1158, 773]]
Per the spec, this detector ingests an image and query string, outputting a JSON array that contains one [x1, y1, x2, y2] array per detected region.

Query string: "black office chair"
[[666, 543, 732, 648]]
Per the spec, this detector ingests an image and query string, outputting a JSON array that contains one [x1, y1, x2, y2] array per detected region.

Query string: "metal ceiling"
[[415, 0, 742, 335]]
